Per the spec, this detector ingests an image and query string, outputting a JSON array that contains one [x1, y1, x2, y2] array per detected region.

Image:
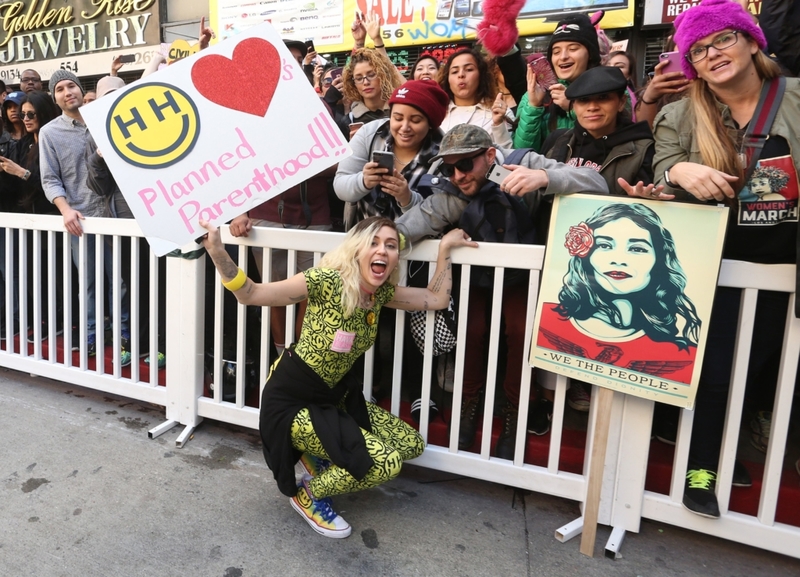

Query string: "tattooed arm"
[[199, 219, 309, 307], [387, 228, 477, 311]]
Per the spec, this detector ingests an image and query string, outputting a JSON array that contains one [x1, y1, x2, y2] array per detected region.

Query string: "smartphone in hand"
[[372, 151, 394, 172], [330, 67, 343, 81], [486, 163, 512, 186], [658, 51, 683, 76], [119, 54, 136, 63], [305, 39, 315, 54], [529, 54, 559, 92]]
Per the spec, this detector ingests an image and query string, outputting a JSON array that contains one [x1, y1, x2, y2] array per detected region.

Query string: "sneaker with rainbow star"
[[290, 478, 351, 538], [298, 453, 332, 478]]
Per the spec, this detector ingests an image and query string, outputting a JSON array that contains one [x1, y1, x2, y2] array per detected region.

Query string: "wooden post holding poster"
[[529, 195, 728, 409]]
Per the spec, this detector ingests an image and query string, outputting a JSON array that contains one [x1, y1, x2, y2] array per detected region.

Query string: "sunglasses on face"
[[22, 111, 36, 120], [439, 150, 486, 178]]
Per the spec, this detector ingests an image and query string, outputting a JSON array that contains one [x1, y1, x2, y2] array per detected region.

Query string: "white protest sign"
[[82, 22, 350, 256]]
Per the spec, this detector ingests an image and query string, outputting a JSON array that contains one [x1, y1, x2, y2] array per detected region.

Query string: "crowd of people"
[[1, 0, 798, 538]]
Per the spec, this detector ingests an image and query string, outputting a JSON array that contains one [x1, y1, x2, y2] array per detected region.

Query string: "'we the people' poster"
[[529, 195, 728, 409], [82, 22, 349, 256]]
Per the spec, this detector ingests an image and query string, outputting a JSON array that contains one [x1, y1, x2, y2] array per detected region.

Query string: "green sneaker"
[[290, 478, 351, 539], [120, 349, 131, 368], [683, 469, 720, 518], [145, 352, 166, 369]]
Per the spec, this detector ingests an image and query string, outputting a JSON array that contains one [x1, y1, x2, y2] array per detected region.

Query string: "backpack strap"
[[415, 173, 462, 197], [503, 147, 533, 167], [742, 77, 786, 184]]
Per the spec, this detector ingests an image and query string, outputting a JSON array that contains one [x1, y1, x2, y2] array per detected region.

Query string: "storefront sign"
[[644, 0, 761, 26], [210, 0, 634, 52], [81, 22, 349, 256], [0, 0, 161, 84]]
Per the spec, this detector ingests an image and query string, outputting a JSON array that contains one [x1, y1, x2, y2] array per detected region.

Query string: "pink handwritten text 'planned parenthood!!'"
[[135, 111, 347, 234]]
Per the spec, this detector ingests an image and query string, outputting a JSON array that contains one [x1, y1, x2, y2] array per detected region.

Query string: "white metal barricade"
[[1, 216, 798, 559], [0, 214, 166, 407]]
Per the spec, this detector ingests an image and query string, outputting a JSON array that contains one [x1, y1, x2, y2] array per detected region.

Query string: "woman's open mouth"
[[371, 260, 387, 276], [604, 271, 631, 280]]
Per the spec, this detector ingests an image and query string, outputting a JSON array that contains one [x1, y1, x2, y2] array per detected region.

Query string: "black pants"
[[689, 287, 790, 470]]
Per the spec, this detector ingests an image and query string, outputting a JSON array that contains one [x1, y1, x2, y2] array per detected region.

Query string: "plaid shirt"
[[334, 119, 443, 227]]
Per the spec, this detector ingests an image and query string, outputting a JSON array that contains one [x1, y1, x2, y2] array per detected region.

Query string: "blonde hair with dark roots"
[[689, 47, 782, 186], [318, 216, 400, 318], [342, 48, 403, 104]]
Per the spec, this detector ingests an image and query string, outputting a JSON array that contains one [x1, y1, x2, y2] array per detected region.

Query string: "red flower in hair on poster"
[[565, 222, 593, 257]]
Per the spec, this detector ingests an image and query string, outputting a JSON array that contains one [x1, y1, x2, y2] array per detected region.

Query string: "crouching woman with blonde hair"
[[199, 216, 476, 538]]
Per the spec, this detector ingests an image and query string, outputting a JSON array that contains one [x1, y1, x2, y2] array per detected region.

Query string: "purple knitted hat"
[[673, 0, 766, 79]]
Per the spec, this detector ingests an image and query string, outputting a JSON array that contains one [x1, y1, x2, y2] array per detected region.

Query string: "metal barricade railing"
[[0, 214, 166, 406], [2, 216, 798, 559], [198, 226, 589, 504], [633, 261, 800, 558]]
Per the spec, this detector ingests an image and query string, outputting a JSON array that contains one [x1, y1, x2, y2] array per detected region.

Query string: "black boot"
[[494, 402, 519, 460], [458, 395, 482, 450]]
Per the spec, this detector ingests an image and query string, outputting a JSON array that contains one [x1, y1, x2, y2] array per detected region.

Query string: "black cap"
[[565, 66, 627, 100], [283, 39, 307, 57], [547, 13, 601, 69]]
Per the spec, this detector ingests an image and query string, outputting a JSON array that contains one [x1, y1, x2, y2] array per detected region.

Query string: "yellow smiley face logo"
[[106, 82, 200, 169]]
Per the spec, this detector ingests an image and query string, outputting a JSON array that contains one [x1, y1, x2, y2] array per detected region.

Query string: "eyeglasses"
[[20, 77, 40, 84], [323, 77, 333, 84], [22, 111, 36, 120], [439, 150, 486, 178], [685, 31, 741, 64], [352, 71, 377, 84]]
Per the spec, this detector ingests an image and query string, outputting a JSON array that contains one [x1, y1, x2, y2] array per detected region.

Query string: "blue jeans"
[[0, 228, 19, 326], [69, 233, 130, 336]]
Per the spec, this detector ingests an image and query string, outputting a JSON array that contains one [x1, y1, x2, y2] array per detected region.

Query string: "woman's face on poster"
[[588, 217, 656, 295]]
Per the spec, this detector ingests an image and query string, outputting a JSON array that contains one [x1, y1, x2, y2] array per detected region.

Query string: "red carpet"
[[387, 399, 800, 528], [9, 333, 797, 528], [5, 333, 165, 386]]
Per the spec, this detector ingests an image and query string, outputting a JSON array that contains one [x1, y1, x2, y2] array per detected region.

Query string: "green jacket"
[[513, 80, 576, 152]]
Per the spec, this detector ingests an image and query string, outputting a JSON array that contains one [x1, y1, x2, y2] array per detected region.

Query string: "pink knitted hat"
[[673, 0, 767, 79]]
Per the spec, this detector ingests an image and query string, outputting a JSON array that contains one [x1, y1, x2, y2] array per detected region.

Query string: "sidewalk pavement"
[[2, 368, 799, 577]]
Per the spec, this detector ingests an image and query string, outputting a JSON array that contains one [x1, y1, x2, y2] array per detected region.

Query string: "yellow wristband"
[[222, 268, 247, 291]]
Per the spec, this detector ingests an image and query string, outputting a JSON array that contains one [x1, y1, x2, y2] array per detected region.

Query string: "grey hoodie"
[[395, 146, 609, 243]]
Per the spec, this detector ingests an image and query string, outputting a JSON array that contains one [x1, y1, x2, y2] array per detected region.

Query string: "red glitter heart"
[[191, 37, 280, 117]]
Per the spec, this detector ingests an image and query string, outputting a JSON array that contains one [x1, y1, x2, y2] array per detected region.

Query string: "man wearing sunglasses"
[[396, 123, 607, 459]]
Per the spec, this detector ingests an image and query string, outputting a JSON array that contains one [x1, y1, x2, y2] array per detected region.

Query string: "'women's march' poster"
[[529, 195, 728, 409]]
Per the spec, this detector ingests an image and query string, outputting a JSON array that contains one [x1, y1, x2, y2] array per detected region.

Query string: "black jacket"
[[760, 0, 800, 76], [542, 120, 655, 195], [258, 348, 373, 497]]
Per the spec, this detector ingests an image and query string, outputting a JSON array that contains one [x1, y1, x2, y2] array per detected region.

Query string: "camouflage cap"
[[431, 123, 494, 161]]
